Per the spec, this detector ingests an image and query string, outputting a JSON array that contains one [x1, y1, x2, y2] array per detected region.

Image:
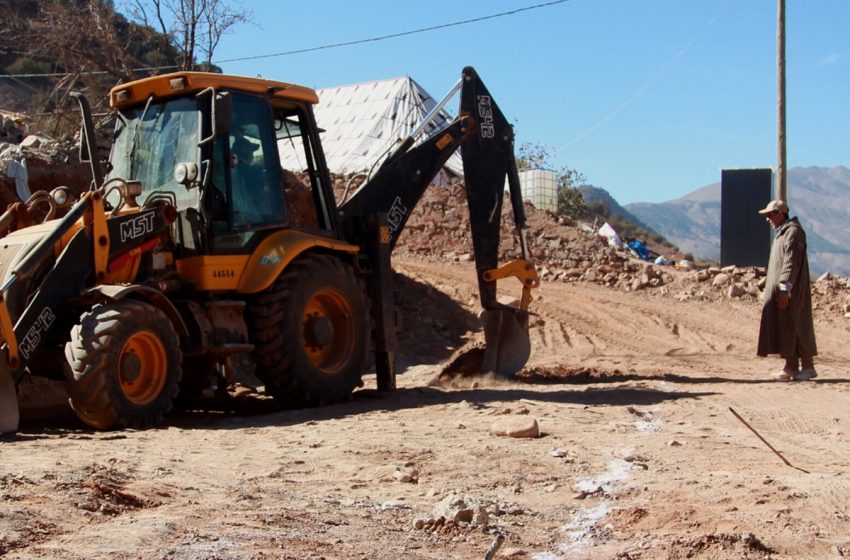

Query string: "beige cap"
[[758, 199, 788, 215]]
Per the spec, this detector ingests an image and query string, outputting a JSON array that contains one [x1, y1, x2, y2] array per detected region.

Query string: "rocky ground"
[[3, 253, 850, 560], [2, 138, 850, 559]]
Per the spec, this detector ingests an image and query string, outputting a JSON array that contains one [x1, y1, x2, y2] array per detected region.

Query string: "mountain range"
[[592, 166, 850, 276]]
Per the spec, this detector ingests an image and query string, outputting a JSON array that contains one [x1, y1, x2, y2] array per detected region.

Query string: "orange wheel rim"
[[302, 288, 356, 374], [118, 330, 168, 405]]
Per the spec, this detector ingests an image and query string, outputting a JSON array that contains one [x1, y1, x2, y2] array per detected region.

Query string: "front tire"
[[64, 300, 182, 430], [247, 254, 370, 407]]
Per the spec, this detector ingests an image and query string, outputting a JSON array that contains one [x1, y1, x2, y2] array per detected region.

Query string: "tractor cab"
[[107, 73, 336, 256]]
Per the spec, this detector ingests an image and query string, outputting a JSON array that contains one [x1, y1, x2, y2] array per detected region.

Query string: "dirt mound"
[[331, 175, 846, 319], [2, 153, 846, 321]]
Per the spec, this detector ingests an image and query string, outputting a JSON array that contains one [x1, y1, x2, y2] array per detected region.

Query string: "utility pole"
[[777, 0, 787, 202]]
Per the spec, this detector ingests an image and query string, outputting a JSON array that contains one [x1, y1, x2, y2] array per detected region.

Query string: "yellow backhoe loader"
[[0, 67, 538, 433]]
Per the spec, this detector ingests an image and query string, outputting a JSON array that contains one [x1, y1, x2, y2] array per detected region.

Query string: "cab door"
[[206, 92, 286, 251]]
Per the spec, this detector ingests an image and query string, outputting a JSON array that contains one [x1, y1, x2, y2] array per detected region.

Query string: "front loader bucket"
[[480, 309, 531, 377], [0, 362, 19, 434]]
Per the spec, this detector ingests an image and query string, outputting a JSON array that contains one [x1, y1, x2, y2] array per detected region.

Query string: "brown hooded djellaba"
[[757, 217, 817, 359]]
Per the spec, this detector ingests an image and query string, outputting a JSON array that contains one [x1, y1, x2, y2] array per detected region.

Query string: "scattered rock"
[[491, 417, 540, 438], [393, 466, 419, 483], [615, 447, 648, 463], [432, 494, 490, 527], [380, 500, 411, 510], [727, 283, 744, 299], [573, 486, 604, 500]]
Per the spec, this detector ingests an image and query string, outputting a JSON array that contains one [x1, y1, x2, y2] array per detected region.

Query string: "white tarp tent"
[[279, 76, 462, 184]]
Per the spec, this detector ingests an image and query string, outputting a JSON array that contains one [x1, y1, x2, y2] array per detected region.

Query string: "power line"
[[0, 0, 571, 80], [215, 0, 572, 64], [556, 0, 732, 153], [0, 66, 179, 79]]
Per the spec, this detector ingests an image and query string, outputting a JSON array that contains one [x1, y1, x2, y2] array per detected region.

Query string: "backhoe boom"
[[339, 67, 539, 375]]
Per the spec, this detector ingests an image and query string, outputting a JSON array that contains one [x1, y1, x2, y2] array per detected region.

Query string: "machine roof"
[[109, 72, 319, 109]]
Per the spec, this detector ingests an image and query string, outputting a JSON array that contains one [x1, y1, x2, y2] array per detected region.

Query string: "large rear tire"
[[64, 300, 182, 430], [247, 254, 370, 407]]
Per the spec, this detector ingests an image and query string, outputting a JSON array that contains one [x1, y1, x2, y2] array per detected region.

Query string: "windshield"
[[110, 96, 200, 209]]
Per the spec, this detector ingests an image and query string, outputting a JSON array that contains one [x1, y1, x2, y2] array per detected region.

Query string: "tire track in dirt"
[[398, 257, 761, 374], [529, 281, 757, 373], [726, 384, 850, 470]]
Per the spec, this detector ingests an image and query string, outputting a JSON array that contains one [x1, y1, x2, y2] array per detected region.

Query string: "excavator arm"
[[339, 67, 539, 376]]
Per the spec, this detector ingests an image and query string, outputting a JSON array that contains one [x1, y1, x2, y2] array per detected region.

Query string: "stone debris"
[[2, 138, 849, 319], [573, 486, 604, 500], [430, 494, 491, 528], [490, 416, 540, 438], [379, 500, 411, 511], [393, 465, 419, 483], [615, 447, 648, 463], [498, 547, 528, 558], [0, 133, 93, 210]]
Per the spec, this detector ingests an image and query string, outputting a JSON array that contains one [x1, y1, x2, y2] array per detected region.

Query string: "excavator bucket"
[[480, 309, 531, 376], [0, 362, 19, 434], [477, 260, 538, 376]]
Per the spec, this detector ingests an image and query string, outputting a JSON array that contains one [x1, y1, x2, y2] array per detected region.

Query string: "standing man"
[[757, 199, 818, 381]]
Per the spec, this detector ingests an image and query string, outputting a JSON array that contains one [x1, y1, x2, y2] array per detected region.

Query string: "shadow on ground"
[[11, 362, 847, 438], [10, 377, 715, 438]]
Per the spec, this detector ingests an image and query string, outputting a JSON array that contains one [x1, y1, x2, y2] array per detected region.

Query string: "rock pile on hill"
[[810, 273, 850, 317], [0, 132, 91, 208], [370, 180, 702, 294], [0, 153, 844, 319], [335, 178, 845, 317]]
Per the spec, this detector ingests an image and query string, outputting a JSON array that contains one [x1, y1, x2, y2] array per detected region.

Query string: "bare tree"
[[1, 0, 249, 138], [129, 0, 252, 71], [3, 0, 166, 135], [26, 1, 143, 83]]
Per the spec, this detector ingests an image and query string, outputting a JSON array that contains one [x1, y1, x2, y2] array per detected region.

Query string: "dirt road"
[[2, 258, 849, 559]]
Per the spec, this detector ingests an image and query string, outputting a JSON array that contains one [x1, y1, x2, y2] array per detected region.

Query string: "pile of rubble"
[[0, 128, 92, 209], [383, 181, 716, 296], [810, 273, 850, 317], [0, 147, 844, 318], [346, 178, 848, 318]]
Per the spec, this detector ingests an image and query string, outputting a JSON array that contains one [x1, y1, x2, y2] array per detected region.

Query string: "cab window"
[[208, 92, 285, 240]]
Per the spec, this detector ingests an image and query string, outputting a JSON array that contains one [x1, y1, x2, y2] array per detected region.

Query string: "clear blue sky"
[[214, 0, 849, 205]]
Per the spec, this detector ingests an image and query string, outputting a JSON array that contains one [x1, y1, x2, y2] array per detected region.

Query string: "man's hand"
[[777, 292, 791, 310]]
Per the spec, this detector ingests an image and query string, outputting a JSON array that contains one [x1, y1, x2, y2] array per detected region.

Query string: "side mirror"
[[215, 92, 232, 135]]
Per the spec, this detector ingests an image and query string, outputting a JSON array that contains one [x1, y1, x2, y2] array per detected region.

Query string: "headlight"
[[173, 162, 199, 186], [50, 187, 70, 207]]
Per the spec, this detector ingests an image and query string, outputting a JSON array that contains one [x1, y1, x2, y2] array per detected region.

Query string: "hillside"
[[577, 185, 652, 230], [576, 184, 679, 257], [626, 192, 720, 262], [626, 166, 850, 276]]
